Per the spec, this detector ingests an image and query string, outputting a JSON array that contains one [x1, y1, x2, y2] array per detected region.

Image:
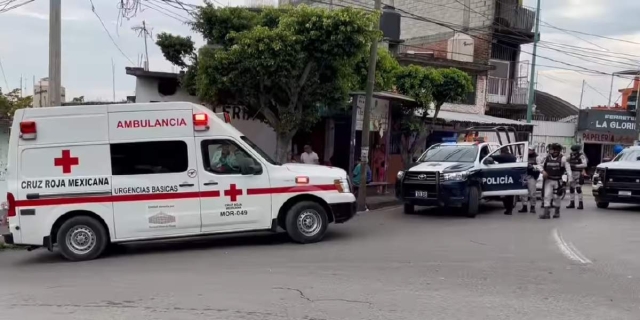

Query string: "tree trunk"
[[274, 131, 295, 164]]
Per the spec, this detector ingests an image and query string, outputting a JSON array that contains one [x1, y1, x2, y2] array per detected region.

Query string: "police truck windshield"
[[612, 149, 640, 162], [419, 145, 478, 163]]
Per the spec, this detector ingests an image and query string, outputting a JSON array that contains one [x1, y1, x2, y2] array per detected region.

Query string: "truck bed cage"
[[459, 126, 519, 146]]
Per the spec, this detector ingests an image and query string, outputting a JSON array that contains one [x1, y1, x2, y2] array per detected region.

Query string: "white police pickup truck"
[[395, 137, 530, 218], [592, 146, 640, 208]]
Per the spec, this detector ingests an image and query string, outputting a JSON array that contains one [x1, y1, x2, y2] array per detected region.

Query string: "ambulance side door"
[[196, 137, 272, 233], [479, 142, 529, 197], [110, 138, 201, 240]]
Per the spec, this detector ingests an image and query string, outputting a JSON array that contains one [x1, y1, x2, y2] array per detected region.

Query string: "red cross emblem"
[[54, 150, 79, 174], [224, 184, 243, 202]]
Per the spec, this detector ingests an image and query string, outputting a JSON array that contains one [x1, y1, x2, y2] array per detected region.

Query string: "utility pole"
[[526, 0, 541, 123], [356, 0, 382, 212], [133, 21, 151, 71], [635, 76, 640, 144], [49, 0, 62, 107], [607, 73, 614, 106], [111, 58, 116, 102], [578, 79, 585, 109], [19, 75, 22, 97]]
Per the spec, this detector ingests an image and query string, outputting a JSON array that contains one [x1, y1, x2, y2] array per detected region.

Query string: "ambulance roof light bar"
[[193, 113, 209, 131], [20, 121, 37, 140]]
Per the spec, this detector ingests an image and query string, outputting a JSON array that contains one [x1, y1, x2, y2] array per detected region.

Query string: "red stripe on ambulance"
[[14, 185, 338, 208]]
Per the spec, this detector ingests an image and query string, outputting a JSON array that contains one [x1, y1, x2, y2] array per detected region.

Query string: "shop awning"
[[435, 110, 533, 126]]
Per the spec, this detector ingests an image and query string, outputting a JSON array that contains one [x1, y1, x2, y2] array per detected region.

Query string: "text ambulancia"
[[3, 102, 356, 261]]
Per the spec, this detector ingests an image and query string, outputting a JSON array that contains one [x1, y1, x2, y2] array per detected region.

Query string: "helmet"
[[571, 144, 581, 152], [550, 143, 562, 151], [614, 145, 624, 155], [528, 145, 535, 151]]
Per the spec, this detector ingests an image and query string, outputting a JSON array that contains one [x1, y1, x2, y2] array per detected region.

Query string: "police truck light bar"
[[20, 121, 37, 140], [193, 113, 209, 131]]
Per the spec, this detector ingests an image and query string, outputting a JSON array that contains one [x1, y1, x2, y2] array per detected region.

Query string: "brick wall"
[[441, 75, 487, 114], [304, 0, 495, 40]]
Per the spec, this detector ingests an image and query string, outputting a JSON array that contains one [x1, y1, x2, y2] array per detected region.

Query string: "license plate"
[[415, 191, 428, 198], [619, 190, 632, 196]]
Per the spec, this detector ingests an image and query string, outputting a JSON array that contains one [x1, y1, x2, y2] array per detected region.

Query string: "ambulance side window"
[[201, 139, 262, 175], [110, 141, 189, 175]]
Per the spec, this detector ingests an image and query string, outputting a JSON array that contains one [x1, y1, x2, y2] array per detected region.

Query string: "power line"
[[540, 21, 640, 46], [143, 0, 190, 23], [89, 0, 135, 66], [584, 81, 610, 102], [0, 57, 9, 91], [0, 0, 34, 13]]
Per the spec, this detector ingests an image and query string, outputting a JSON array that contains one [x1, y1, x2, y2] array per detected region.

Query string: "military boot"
[[540, 207, 550, 219], [553, 207, 560, 219], [566, 201, 575, 209], [530, 205, 536, 214], [577, 201, 584, 210], [518, 205, 528, 213]]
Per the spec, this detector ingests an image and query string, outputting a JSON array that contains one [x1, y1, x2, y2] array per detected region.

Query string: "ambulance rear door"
[[16, 106, 113, 245]]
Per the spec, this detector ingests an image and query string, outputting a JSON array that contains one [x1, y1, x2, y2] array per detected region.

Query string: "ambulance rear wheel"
[[285, 201, 328, 244], [57, 216, 108, 261], [465, 186, 479, 218]]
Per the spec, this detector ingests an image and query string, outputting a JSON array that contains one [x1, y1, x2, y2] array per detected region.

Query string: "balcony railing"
[[495, 3, 535, 33], [487, 77, 529, 105]]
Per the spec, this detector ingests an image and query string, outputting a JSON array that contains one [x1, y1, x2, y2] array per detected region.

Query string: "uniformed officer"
[[541, 143, 572, 219], [518, 145, 540, 214], [566, 144, 588, 210]]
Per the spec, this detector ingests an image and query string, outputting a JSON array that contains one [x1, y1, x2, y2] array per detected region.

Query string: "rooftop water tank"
[[447, 32, 474, 62], [380, 5, 401, 41]]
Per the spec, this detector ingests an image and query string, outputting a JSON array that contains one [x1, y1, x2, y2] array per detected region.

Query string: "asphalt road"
[[1, 195, 639, 320]]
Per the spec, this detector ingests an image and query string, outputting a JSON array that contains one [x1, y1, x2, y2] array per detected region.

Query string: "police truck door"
[[480, 142, 529, 198], [196, 137, 272, 233]]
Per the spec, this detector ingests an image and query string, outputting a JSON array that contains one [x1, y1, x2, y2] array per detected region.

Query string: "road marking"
[[552, 228, 592, 264]]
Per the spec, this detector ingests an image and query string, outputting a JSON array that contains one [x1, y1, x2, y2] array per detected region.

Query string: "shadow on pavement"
[[13, 229, 352, 264], [410, 202, 506, 218]]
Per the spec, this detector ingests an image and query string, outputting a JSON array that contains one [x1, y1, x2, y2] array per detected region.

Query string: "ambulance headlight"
[[334, 179, 350, 193], [443, 170, 470, 181]]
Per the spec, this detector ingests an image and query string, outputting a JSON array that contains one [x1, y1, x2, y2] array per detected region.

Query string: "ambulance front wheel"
[[285, 201, 329, 244], [56, 216, 108, 261]]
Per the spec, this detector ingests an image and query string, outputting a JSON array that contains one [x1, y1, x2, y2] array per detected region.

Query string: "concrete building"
[[33, 77, 66, 108], [282, 0, 536, 118]]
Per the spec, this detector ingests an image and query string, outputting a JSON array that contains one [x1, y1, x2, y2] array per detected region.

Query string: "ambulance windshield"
[[241, 136, 279, 165]]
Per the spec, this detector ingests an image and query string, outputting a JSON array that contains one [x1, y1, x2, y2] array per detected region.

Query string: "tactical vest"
[[568, 152, 582, 170], [527, 154, 538, 177], [544, 155, 565, 180]]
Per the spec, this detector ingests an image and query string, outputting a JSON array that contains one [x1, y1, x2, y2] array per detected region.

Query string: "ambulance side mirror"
[[240, 165, 255, 175]]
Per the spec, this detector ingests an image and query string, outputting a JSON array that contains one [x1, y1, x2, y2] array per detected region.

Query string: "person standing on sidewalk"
[[541, 143, 572, 219], [566, 144, 588, 210], [519, 146, 540, 214]]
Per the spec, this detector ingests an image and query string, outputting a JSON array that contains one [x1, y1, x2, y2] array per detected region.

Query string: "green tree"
[[156, 5, 378, 162], [0, 88, 32, 118], [394, 66, 473, 167], [351, 48, 401, 92]]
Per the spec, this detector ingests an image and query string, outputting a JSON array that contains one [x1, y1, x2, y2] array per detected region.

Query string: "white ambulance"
[[3, 102, 356, 261]]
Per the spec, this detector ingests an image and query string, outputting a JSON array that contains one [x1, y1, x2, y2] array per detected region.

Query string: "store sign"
[[581, 131, 635, 144], [578, 109, 636, 135], [355, 95, 389, 133]]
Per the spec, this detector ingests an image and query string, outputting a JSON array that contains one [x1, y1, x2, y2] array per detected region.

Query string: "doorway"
[[583, 143, 602, 174]]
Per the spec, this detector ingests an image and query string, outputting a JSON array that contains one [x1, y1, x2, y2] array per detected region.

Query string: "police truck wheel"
[[56, 216, 108, 261], [596, 201, 609, 209], [403, 203, 415, 214], [465, 186, 479, 218], [285, 201, 328, 244]]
